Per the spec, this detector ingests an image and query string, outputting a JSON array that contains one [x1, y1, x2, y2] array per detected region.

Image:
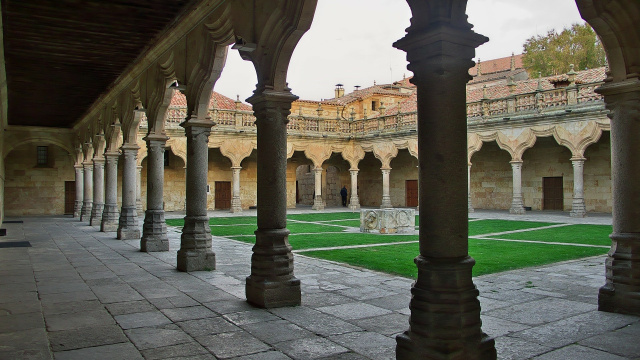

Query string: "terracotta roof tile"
[[469, 54, 524, 76], [169, 91, 252, 111]]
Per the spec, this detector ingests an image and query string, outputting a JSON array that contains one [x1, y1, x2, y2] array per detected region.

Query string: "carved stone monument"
[[360, 208, 415, 234]]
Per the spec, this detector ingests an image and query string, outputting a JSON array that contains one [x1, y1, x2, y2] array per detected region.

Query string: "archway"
[[470, 141, 512, 210]]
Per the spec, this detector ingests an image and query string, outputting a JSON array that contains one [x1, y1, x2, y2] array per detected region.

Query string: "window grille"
[[37, 146, 49, 166]]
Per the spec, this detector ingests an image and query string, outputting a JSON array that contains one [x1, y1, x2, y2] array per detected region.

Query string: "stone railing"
[[140, 81, 605, 136], [466, 81, 604, 120]]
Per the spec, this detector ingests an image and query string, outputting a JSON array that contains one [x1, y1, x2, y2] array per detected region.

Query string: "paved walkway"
[[0, 210, 638, 359]]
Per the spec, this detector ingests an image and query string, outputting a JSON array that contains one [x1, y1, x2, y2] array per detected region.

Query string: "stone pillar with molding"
[[393, 1, 496, 357], [230, 166, 242, 213], [136, 165, 143, 214], [177, 119, 216, 272], [101, 152, 120, 232], [90, 156, 105, 226], [311, 166, 324, 210], [349, 169, 360, 210], [570, 158, 587, 217], [509, 160, 526, 214], [141, 134, 169, 252], [597, 79, 640, 316], [80, 161, 93, 222], [117, 145, 141, 239], [380, 168, 392, 208], [468, 163, 475, 213], [245, 88, 301, 308], [74, 165, 84, 218]]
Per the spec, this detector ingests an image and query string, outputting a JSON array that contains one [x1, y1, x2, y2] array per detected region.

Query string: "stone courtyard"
[[0, 210, 638, 359]]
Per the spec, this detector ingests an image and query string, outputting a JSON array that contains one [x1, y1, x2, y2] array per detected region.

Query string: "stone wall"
[[295, 165, 314, 205], [358, 153, 383, 207], [240, 152, 258, 209], [584, 133, 612, 212], [471, 142, 514, 210], [389, 150, 418, 207], [521, 137, 574, 211], [0, 129, 4, 223], [5, 143, 74, 216]]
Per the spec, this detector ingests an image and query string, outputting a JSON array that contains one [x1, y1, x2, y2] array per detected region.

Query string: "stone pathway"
[[0, 212, 638, 359]]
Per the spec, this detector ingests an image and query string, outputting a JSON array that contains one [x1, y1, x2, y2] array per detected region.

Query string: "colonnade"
[[68, 1, 640, 358]]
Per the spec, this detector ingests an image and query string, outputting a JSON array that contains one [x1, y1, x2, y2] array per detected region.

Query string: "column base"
[[74, 201, 83, 218], [177, 215, 215, 272], [468, 197, 475, 213], [101, 204, 120, 232], [231, 197, 242, 213], [246, 228, 301, 308], [570, 200, 587, 217], [141, 209, 169, 252], [312, 196, 325, 210], [380, 198, 392, 209], [90, 203, 104, 226], [396, 255, 496, 360], [509, 203, 526, 214], [598, 232, 640, 316], [349, 199, 360, 211], [117, 207, 140, 240], [80, 202, 93, 222]]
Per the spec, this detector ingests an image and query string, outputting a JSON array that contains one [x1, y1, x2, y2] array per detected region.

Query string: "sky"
[[215, 0, 585, 102]]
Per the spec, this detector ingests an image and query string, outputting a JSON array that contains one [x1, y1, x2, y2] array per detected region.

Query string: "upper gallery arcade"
[[1, 0, 638, 358]]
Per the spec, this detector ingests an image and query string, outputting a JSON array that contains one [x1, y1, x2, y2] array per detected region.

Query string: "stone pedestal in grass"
[[360, 209, 415, 234]]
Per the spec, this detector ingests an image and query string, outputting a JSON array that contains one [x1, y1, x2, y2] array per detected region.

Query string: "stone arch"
[[3, 137, 74, 160], [371, 142, 398, 169], [469, 140, 513, 211]]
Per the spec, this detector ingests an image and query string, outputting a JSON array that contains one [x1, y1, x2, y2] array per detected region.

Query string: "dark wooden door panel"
[[406, 180, 418, 207], [64, 181, 75, 215], [543, 177, 563, 210], [215, 181, 231, 209]]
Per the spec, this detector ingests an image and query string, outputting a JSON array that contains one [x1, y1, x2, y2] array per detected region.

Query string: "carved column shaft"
[[101, 153, 120, 232], [117, 145, 141, 239], [74, 165, 83, 218], [393, 9, 496, 358], [141, 135, 169, 252], [136, 165, 143, 213], [80, 163, 93, 221], [598, 82, 640, 316], [231, 166, 242, 213], [570, 158, 587, 217], [509, 161, 526, 214], [380, 168, 392, 208], [312, 167, 324, 210], [177, 120, 215, 272], [349, 169, 360, 210], [245, 89, 301, 308]]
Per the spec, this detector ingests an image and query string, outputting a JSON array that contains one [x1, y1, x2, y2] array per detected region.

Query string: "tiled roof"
[[169, 91, 252, 111], [322, 83, 412, 106], [469, 54, 524, 76], [469, 69, 528, 85]]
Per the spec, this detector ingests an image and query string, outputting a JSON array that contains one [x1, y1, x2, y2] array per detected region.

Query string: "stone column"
[[136, 165, 143, 214], [311, 166, 324, 210], [570, 158, 587, 217], [245, 88, 301, 308], [230, 166, 242, 213], [74, 165, 83, 218], [117, 145, 141, 239], [101, 152, 120, 232], [509, 160, 526, 214], [90, 157, 105, 226], [141, 135, 169, 252], [468, 163, 475, 213], [349, 169, 360, 210], [597, 81, 640, 316], [177, 120, 215, 271], [380, 168, 392, 208], [393, 4, 496, 358], [80, 162, 93, 221]]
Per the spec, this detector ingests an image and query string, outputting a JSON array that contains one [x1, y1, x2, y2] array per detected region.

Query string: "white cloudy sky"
[[215, 0, 585, 102]]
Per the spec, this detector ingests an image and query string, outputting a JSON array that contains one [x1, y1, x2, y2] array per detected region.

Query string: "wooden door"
[[406, 180, 418, 207], [64, 181, 75, 215], [543, 177, 563, 210], [215, 181, 231, 209]]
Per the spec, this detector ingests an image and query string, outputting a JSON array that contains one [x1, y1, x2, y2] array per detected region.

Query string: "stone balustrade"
[[139, 80, 605, 137]]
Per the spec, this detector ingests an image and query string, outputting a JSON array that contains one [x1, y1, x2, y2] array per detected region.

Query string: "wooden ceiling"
[[1, 0, 196, 128]]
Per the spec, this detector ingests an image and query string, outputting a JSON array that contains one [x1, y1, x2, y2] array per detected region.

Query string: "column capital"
[[92, 157, 105, 165], [231, 166, 242, 171], [381, 167, 391, 172], [180, 117, 215, 130], [143, 133, 169, 143], [510, 160, 523, 166], [104, 151, 120, 158], [349, 168, 359, 173], [74, 164, 84, 170], [121, 143, 140, 152], [246, 88, 299, 107], [571, 157, 587, 163]]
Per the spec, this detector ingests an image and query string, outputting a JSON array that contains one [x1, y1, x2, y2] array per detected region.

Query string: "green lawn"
[[302, 240, 608, 277], [166, 213, 610, 278], [485, 224, 612, 245]]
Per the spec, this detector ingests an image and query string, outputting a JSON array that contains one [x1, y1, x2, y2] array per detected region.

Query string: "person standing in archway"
[[340, 185, 348, 207]]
